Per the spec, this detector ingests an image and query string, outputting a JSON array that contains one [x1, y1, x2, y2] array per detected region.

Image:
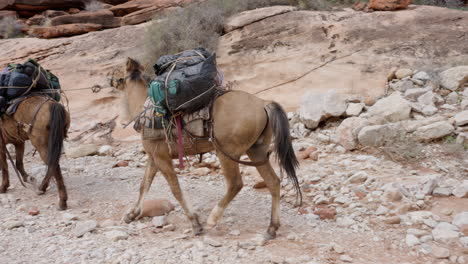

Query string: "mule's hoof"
[[123, 208, 141, 224], [193, 225, 204, 236], [58, 201, 67, 211], [0, 186, 8, 193], [266, 227, 277, 240]]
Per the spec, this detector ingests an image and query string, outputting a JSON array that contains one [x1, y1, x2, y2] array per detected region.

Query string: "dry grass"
[[85, 0, 105, 12], [378, 135, 426, 163], [0, 17, 24, 39], [143, 0, 338, 66]]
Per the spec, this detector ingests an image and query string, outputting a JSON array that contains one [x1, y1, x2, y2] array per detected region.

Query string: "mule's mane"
[[128, 67, 151, 85]]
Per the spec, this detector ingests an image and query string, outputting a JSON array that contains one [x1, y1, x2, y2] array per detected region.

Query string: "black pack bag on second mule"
[[0, 58, 61, 102]]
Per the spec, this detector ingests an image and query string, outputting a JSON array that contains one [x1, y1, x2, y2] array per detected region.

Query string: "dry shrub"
[[85, 0, 105, 12], [0, 17, 24, 39], [143, 0, 335, 66], [378, 135, 426, 163]]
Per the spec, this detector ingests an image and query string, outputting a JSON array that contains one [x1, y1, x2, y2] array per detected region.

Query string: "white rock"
[[420, 235, 433, 243], [458, 256, 467, 264], [413, 71, 431, 81], [98, 145, 113, 156], [152, 216, 167, 228], [347, 171, 368, 184], [407, 228, 428, 237], [375, 206, 389, 215], [390, 80, 414, 92], [66, 144, 100, 158], [439, 66, 468, 91], [336, 217, 355, 227], [433, 187, 453, 197], [446, 92, 460, 105], [405, 88, 430, 101], [460, 237, 468, 247], [422, 179, 438, 195], [74, 220, 98, 237], [340, 255, 353, 263], [432, 245, 450, 259], [204, 236, 222, 247], [299, 91, 349, 129], [335, 117, 369, 150], [346, 103, 365, 116], [453, 185, 468, 198], [461, 99, 468, 110], [229, 230, 240, 236], [63, 213, 79, 221], [395, 68, 413, 79], [452, 212, 468, 228], [357, 124, 402, 147], [334, 195, 350, 204], [105, 230, 129, 241], [313, 195, 329, 205], [418, 91, 439, 106], [432, 222, 460, 242], [224, 5, 297, 32], [405, 234, 420, 246], [367, 93, 411, 123], [454, 110, 468, 126], [4, 221, 24, 229], [414, 121, 454, 141], [332, 243, 345, 254]]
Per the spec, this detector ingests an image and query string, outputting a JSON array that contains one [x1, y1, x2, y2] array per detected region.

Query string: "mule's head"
[[110, 57, 151, 121]]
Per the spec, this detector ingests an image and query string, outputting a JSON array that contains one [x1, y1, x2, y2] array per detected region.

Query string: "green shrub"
[[0, 17, 24, 39]]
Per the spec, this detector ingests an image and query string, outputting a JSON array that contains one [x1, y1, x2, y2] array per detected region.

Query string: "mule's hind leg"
[[247, 144, 281, 240], [157, 154, 203, 235], [206, 155, 243, 229], [124, 157, 158, 223], [0, 146, 9, 193], [52, 165, 68, 210], [14, 143, 29, 182]]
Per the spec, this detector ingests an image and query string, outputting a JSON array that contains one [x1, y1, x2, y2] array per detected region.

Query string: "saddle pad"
[[135, 97, 210, 141]]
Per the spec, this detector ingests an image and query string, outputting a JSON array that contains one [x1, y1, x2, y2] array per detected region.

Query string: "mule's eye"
[[117, 78, 124, 84]]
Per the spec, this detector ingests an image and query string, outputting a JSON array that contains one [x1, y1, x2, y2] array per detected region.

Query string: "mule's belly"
[[167, 138, 214, 158]]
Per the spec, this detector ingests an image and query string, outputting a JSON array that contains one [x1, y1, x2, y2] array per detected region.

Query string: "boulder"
[[43, 10, 68, 18], [357, 123, 403, 147], [25, 13, 44, 25], [418, 91, 441, 106], [367, 93, 411, 123], [454, 110, 468, 126], [404, 88, 429, 101], [141, 199, 175, 217], [335, 117, 369, 150], [121, 5, 178, 26], [389, 80, 414, 92], [413, 71, 431, 81], [0, 10, 18, 19], [299, 91, 349, 129], [65, 143, 101, 158], [346, 103, 365, 116], [73, 220, 97, 237], [439, 66, 468, 91], [395, 68, 413, 79], [30, 23, 101, 38], [109, 0, 185, 17], [368, 0, 412, 11], [224, 5, 297, 33], [4, 0, 84, 12], [50, 9, 121, 29], [432, 222, 460, 242], [413, 121, 454, 141], [453, 212, 468, 228]]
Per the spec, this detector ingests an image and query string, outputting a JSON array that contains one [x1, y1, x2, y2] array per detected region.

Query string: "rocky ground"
[[1, 116, 467, 264]]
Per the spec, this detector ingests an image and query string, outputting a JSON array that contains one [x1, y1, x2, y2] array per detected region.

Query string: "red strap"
[[175, 116, 184, 169]]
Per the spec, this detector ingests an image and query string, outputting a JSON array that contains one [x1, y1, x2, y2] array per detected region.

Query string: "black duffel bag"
[[149, 48, 221, 115]]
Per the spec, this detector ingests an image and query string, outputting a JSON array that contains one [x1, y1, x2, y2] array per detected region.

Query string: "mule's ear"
[[126, 57, 141, 72]]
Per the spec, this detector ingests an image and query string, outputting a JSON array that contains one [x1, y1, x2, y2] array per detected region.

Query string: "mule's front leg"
[[158, 155, 203, 235], [14, 143, 30, 183], [124, 159, 158, 223]]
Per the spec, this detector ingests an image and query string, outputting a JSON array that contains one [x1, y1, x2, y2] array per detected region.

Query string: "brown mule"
[[0, 96, 70, 210], [113, 58, 301, 239]]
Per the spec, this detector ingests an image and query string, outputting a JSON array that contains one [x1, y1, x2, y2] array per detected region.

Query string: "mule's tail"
[[265, 102, 302, 206], [47, 103, 67, 169]]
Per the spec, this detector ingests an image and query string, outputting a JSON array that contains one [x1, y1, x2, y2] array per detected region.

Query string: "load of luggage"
[[148, 48, 222, 117], [0, 58, 61, 113]]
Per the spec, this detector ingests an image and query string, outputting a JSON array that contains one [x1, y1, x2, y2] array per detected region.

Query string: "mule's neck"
[[126, 80, 148, 118]]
